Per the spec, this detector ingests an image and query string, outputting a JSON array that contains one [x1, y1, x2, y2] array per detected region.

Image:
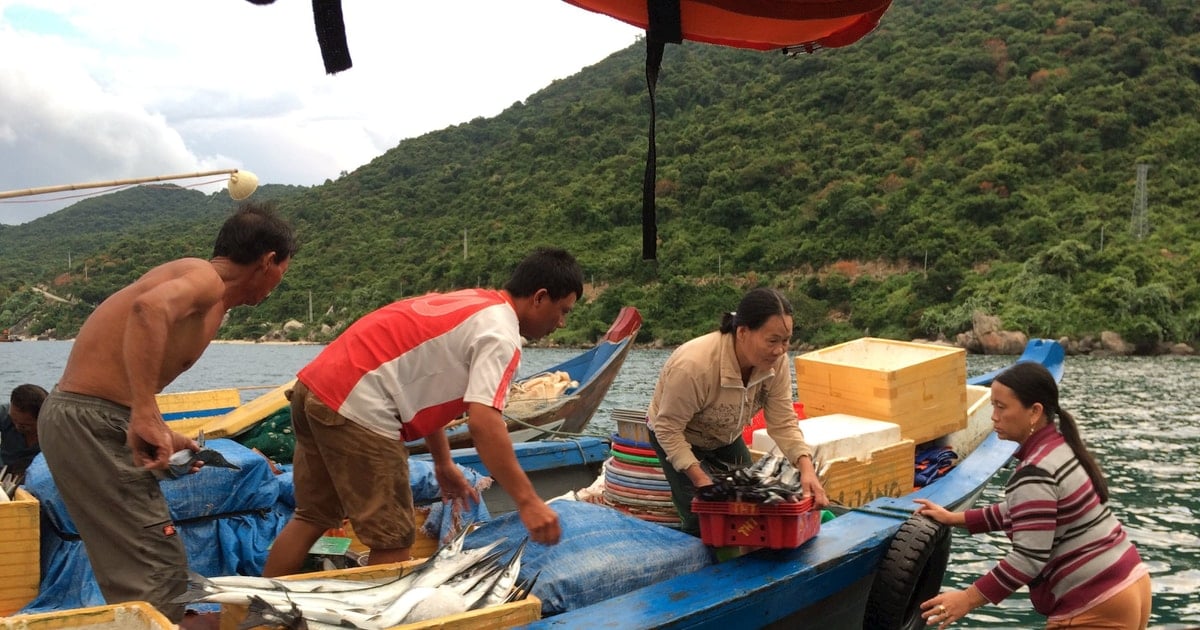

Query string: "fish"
[[185, 525, 530, 630], [239, 594, 308, 629], [166, 430, 242, 478], [469, 538, 526, 610], [400, 537, 529, 623], [363, 537, 524, 627], [694, 451, 807, 503]]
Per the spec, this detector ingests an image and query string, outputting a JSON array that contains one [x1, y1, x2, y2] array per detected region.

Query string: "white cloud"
[[0, 1, 639, 224]]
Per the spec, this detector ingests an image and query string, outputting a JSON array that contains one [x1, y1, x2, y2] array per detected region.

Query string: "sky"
[[0, 1, 641, 225]]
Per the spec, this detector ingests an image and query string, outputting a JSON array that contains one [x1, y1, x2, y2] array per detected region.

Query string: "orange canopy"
[[564, 0, 892, 51]]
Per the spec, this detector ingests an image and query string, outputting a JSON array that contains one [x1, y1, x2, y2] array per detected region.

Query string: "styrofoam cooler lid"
[[752, 414, 902, 461]]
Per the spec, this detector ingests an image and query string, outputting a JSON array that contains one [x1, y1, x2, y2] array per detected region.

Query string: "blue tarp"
[[21, 439, 291, 613], [461, 501, 713, 615], [20, 439, 489, 614]]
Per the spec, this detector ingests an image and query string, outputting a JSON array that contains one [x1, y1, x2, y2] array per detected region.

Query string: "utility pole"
[[463, 229, 468, 260], [1131, 164, 1149, 239]]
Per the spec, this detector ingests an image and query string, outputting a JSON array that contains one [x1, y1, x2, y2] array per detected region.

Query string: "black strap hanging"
[[642, 0, 682, 260], [312, 0, 353, 74]]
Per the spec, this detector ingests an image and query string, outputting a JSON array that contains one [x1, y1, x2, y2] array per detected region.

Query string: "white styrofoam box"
[[752, 414, 902, 462]]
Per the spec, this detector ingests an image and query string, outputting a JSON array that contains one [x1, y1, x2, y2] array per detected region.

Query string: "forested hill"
[[2, 0, 1199, 352]]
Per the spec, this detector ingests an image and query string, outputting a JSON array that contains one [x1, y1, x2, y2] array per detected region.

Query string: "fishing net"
[[236, 406, 296, 464]]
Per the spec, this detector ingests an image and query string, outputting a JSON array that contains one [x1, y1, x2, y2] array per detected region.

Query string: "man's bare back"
[[57, 258, 227, 407]]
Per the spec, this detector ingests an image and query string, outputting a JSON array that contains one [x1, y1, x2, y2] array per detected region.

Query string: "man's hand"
[[127, 406, 176, 469], [127, 406, 202, 471], [435, 461, 481, 516], [516, 499, 561, 545]]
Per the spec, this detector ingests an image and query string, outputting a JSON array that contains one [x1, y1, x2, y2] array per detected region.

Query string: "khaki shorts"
[[1045, 572, 1151, 630], [290, 381, 415, 550], [37, 389, 188, 621]]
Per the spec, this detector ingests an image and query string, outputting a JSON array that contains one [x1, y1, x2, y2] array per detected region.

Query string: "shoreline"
[[211, 339, 322, 346], [7, 336, 1196, 357]]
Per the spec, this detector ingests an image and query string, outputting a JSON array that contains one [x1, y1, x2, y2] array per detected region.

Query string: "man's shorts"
[[290, 381, 415, 550], [37, 389, 188, 621]]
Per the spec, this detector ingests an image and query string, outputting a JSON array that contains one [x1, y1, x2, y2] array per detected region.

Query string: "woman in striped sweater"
[[913, 361, 1151, 629]]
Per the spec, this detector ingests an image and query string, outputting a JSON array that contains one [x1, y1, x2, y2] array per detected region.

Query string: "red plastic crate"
[[691, 497, 820, 549]]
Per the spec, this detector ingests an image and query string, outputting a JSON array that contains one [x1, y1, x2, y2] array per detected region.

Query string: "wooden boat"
[[160, 382, 295, 440], [406, 306, 643, 454], [442, 338, 1064, 629]]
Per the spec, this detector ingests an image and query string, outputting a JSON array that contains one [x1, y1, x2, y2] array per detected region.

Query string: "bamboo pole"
[[0, 169, 258, 200]]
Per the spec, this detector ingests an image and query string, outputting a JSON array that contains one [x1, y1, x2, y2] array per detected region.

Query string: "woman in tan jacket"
[[647, 287, 827, 536]]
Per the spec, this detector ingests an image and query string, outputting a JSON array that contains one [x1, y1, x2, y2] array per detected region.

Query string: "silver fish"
[[239, 594, 308, 629], [194, 525, 527, 630]]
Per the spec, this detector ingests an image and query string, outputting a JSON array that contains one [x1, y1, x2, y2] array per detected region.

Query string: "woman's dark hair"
[[719, 287, 793, 334], [10, 384, 48, 418], [503, 248, 584, 301], [212, 201, 298, 265], [994, 361, 1109, 502]]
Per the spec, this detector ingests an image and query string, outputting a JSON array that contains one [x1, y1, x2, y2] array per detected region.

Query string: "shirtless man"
[[38, 202, 296, 624]]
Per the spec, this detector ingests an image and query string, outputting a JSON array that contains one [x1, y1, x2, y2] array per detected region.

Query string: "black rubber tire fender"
[[863, 515, 952, 630]]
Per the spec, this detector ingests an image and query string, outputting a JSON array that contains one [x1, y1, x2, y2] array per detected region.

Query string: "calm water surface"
[[3, 342, 1197, 628]]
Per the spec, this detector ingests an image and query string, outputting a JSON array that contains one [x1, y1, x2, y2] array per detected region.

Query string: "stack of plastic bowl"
[[604, 409, 680, 528]]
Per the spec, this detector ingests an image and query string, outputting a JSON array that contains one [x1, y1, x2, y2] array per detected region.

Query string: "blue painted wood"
[[162, 406, 237, 421], [969, 337, 1064, 387], [414, 436, 611, 477], [524, 339, 1062, 628]]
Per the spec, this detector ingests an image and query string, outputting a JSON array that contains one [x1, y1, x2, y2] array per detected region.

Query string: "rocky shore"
[[944, 313, 1195, 357]]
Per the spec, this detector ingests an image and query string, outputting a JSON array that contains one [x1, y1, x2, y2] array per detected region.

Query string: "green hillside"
[[2, 0, 1199, 351]]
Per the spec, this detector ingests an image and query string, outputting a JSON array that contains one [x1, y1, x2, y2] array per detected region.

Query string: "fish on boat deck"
[[177, 525, 533, 630]]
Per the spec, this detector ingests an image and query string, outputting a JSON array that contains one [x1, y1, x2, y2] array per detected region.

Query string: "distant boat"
[[0, 329, 19, 342]]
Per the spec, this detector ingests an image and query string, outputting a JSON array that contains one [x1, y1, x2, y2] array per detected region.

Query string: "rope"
[[499, 407, 610, 441]]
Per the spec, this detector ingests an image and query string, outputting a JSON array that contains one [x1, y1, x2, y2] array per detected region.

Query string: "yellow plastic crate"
[[0, 601, 171, 629], [0, 488, 39, 616], [219, 561, 540, 630], [795, 338, 967, 445]]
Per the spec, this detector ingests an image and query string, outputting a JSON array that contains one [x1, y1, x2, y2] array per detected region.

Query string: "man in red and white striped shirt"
[[264, 248, 582, 576]]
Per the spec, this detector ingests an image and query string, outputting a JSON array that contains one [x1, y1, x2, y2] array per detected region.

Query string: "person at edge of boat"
[[36, 202, 297, 628], [261, 247, 582, 577], [914, 361, 1152, 630], [646, 287, 829, 538], [0, 384, 48, 476]]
